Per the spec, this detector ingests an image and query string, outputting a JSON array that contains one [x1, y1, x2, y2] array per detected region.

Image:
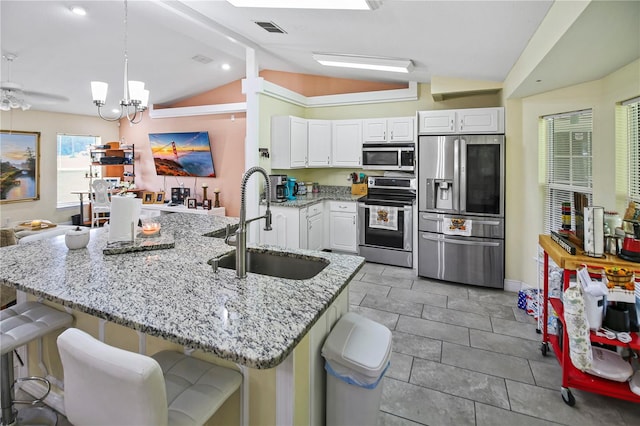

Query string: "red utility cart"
[[539, 235, 640, 406]]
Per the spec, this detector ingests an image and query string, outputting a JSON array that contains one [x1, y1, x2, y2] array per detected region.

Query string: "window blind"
[[625, 98, 640, 204], [543, 109, 593, 233]]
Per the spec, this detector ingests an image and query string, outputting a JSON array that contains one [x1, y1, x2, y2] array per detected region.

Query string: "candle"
[[141, 222, 161, 236], [202, 183, 208, 188], [31, 219, 42, 228], [214, 188, 220, 193]]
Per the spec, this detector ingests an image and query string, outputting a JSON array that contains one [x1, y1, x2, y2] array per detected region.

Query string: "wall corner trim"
[[148, 102, 247, 119], [259, 80, 419, 107]]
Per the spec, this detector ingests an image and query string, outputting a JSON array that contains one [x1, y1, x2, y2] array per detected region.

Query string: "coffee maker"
[[269, 175, 287, 203]]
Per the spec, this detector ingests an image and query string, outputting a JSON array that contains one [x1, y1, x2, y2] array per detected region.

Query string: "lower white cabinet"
[[306, 203, 324, 251], [259, 205, 303, 249], [329, 201, 358, 253], [259, 202, 324, 251]]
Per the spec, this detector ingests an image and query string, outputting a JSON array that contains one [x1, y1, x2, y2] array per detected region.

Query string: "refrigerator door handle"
[[472, 220, 501, 226], [453, 138, 460, 212], [427, 235, 501, 247], [459, 137, 466, 213]]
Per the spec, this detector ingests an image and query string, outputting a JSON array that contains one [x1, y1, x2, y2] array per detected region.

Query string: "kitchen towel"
[[369, 206, 398, 231], [442, 218, 472, 236]]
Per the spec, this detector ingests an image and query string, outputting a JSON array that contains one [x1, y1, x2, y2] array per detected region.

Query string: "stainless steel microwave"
[[362, 143, 415, 171]]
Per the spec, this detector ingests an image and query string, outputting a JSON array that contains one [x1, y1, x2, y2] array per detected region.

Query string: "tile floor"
[[350, 262, 640, 426], [12, 261, 640, 425]]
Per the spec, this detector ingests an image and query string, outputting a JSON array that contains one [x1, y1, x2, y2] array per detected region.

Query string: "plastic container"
[[321, 312, 392, 426], [583, 292, 604, 330]]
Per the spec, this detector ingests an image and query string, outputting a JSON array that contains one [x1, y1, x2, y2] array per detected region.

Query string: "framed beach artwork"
[[0, 130, 40, 203], [148, 131, 216, 177]]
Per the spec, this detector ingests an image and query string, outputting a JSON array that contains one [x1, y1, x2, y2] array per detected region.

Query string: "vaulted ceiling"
[[1, 1, 638, 117]]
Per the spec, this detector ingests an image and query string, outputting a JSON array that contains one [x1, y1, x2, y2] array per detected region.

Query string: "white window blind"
[[543, 110, 593, 233], [625, 98, 640, 204]]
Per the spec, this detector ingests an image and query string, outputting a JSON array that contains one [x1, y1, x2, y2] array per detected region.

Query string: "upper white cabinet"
[[307, 119, 332, 167], [363, 117, 414, 143], [332, 120, 362, 167], [271, 116, 308, 169], [418, 107, 504, 134]]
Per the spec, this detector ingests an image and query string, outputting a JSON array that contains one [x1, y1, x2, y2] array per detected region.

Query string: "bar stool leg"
[[1, 352, 16, 425]]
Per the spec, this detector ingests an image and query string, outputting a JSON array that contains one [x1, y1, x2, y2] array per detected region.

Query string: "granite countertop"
[[263, 187, 363, 208], [0, 213, 365, 369]]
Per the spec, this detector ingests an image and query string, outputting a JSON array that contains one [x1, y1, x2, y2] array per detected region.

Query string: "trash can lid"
[[321, 312, 392, 378]]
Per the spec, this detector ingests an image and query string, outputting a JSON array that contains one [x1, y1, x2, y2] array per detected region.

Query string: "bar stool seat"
[[1, 301, 73, 425], [57, 328, 243, 426]]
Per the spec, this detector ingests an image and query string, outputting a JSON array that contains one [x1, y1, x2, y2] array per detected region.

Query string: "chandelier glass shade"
[[90, 0, 149, 124]]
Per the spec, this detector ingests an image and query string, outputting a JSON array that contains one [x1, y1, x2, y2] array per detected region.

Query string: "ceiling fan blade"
[[23, 90, 69, 103]]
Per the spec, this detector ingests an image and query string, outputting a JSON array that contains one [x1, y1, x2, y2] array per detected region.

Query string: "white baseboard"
[[504, 279, 523, 293]]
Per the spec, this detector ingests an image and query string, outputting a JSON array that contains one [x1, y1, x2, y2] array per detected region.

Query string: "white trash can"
[[321, 312, 392, 426]]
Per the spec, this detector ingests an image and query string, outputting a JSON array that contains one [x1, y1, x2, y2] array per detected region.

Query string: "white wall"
[[1, 109, 118, 225]]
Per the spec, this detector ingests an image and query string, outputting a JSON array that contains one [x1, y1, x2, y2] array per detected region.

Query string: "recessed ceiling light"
[[70, 6, 87, 16], [221, 63, 231, 71], [312, 53, 414, 73], [227, 0, 375, 10]]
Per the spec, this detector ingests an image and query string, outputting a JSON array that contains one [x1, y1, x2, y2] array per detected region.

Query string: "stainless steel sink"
[[211, 250, 329, 280]]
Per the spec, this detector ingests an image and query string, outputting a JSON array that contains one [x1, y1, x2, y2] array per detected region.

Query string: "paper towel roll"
[[584, 206, 604, 257], [109, 196, 142, 243]]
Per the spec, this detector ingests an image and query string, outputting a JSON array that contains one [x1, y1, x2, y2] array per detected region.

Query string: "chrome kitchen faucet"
[[225, 166, 272, 278]]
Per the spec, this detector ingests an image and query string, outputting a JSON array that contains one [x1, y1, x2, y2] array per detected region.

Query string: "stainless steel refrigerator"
[[418, 134, 505, 288]]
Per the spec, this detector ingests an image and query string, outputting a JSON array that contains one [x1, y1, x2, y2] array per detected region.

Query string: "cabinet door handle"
[[390, 130, 393, 140], [450, 119, 454, 131], [352, 217, 355, 225], [460, 119, 464, 131]]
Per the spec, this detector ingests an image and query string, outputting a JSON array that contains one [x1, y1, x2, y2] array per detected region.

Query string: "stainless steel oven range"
[[358, 176, 416, 268]]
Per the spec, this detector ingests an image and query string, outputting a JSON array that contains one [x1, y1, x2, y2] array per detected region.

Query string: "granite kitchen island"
[[0, 213, 365, 425]]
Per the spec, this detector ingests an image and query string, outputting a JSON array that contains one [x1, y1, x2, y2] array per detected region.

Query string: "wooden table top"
[[539, 234, 640, 271]]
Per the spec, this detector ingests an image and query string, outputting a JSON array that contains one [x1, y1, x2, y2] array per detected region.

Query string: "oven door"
[[358, 202, 412, 251]]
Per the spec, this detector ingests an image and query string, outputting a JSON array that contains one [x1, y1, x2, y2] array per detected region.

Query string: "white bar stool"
[[0, 301, 74, 425], [57, 328, 243, 426]]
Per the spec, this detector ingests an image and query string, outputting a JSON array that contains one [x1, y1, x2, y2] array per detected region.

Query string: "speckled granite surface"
[[0, 213, 365, 369], [265, 186, 363, 208]]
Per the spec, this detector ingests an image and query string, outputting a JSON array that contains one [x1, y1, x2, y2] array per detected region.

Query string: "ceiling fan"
[[1, 53, 69, 111]]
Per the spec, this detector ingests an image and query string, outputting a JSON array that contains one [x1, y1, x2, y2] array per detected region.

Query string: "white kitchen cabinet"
[[417, 110, 457, 134], [363, 117, 414, 143], [306, 203, 324, 251], [259, 205, 303, 249], [329, 201, 358, 253], [259, 203, 324, 251], [307, 119, 332, 167], [271, 116, 308, 169], [418, 107, 504, 134], [331, 120, 362, 167]]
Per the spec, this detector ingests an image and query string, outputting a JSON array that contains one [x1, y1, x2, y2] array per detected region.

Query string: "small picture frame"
[[202, 199, 212, 210], [187, 198, 197, 209], [155, 192, 165, 204], [142, 192, 155, 204]]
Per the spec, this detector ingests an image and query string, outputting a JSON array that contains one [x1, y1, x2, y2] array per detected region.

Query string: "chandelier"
[[90, 0, 149, 124], [0, 54, 31, 111]]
